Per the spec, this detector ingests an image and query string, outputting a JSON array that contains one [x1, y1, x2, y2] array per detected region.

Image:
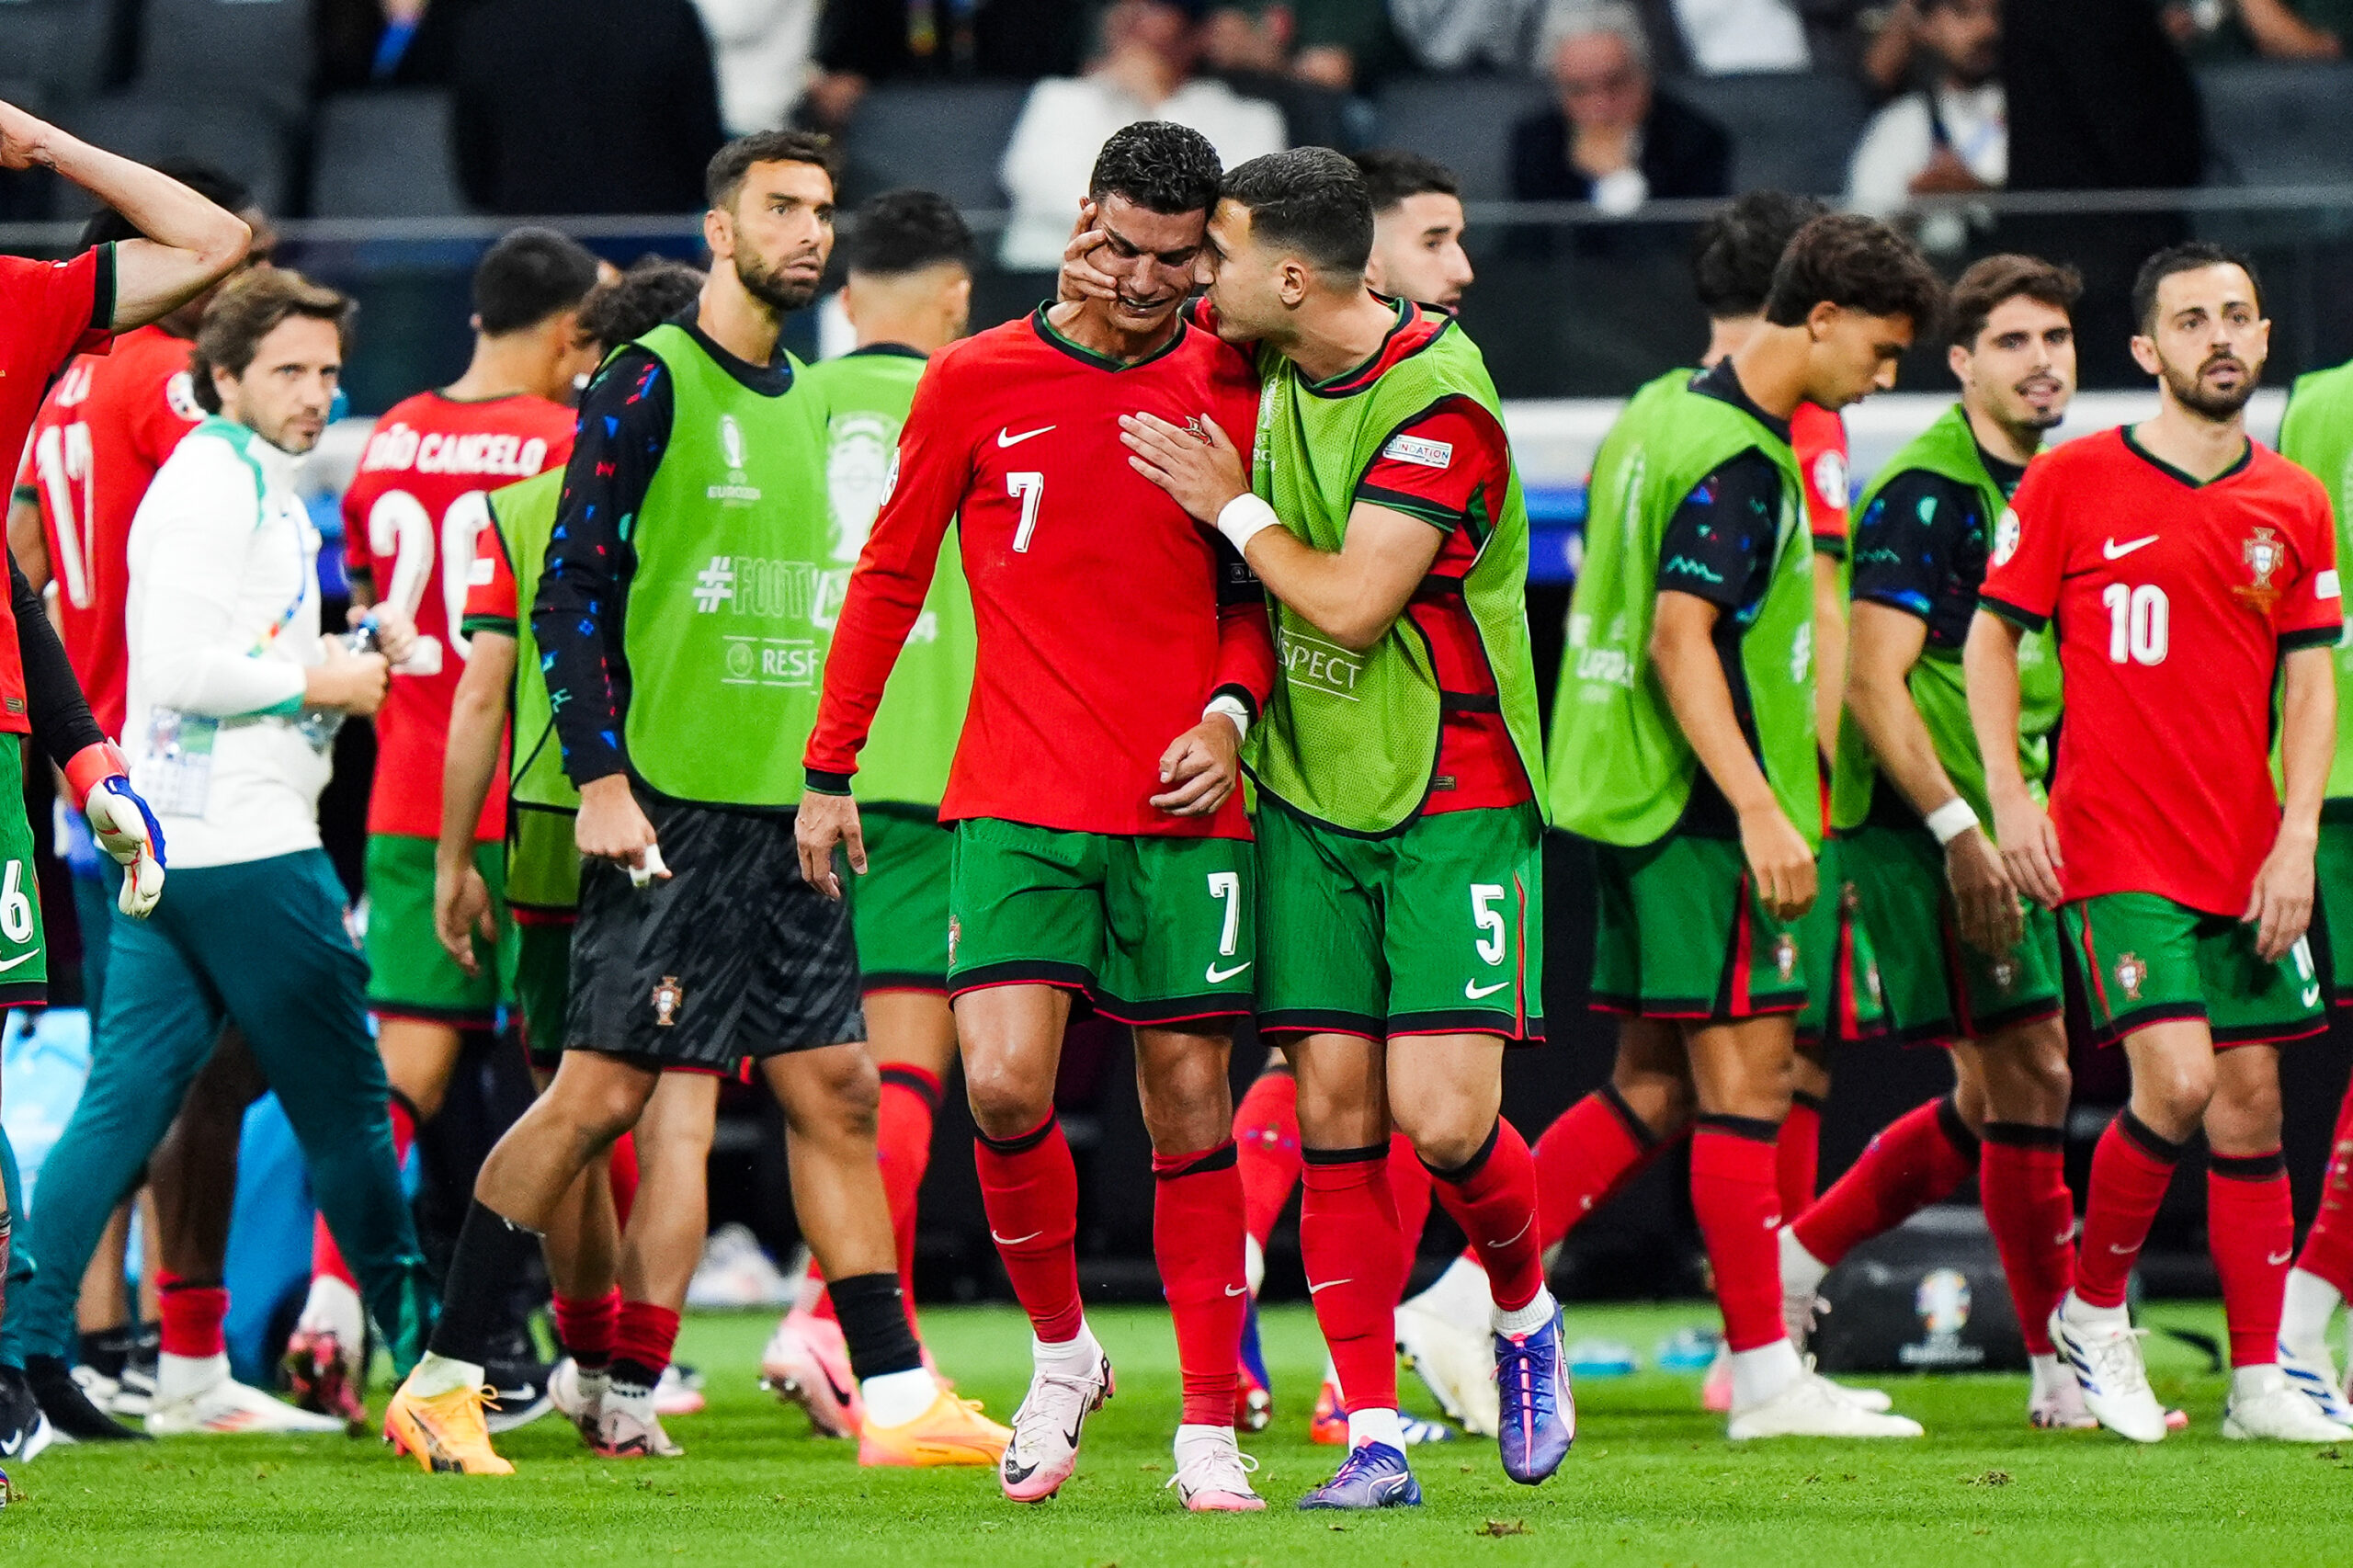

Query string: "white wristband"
[[1925, 798, 1981, 847], [1203, 693, 1251, 744], [1216, 492, 1280, 554]]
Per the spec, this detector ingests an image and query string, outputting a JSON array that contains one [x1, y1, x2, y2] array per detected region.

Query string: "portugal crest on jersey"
[[1772, 932, 1799, 983], [2236, 526, 2284, 613], [2114, 951, 2146, 1004]]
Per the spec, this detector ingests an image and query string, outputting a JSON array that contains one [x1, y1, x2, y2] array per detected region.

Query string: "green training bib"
[[2279, 360, 2353, 801]]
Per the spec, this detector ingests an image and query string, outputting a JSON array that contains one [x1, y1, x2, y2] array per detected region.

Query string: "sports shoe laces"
[[1327, 1441, 1400, 1485], [1495, 1332, 1558, 1422], [1165, 1445, 1258, 1498], [2082, 1324, 2152, 1394], [1010, 1368, 1097, 1453]]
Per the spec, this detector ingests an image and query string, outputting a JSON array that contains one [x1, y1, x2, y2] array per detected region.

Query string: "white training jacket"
[[123, 415, 332, 869]]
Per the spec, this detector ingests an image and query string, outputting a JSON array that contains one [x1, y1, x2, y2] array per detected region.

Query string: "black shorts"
[[564, 795, 866, 1072]]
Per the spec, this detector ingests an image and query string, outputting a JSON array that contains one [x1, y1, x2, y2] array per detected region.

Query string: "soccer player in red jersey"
[[6, 165, 275, 1445], [286, 228, 604, 1423], [798, 123, 1276, 1511], [1973, 242, 2349, 1444]]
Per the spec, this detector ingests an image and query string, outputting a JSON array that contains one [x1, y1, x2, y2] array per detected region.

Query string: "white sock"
[[861, 1366, 938, 1427], [2028, 1352, 2067, 1403], [1494, 1285, 1557, 1339], [2061, 1291, 2130, 1332], [155, 1351, 226, 1406], [1778, 1227, 1829, 1301], [1728, 1339, 1804, 1409], [1347, 1405, 1404, 1451], [1174, 1421, 1235, 1462], [298, 1273, 365, 1343], [1407, 1254, 1492, 1324], [1244, 1233, 1265, 1298], [404, 1351, 484, 1401], [1033, 1322, 1101, 1375], [2233, 1362, 2287, 1400], [2280, 1267, 2344, 1351]]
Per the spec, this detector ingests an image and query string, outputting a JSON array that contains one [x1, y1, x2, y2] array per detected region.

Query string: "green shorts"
[[2314, 813, 2353, 1006], [1256, 802, 1542, 1041], [946, 817, 1256, 1025], [2065, 891, 2325, 1047], [515, 916, 574, 1069], [506, 802, 580, 916], [1841, 823, 2063, 1046], [0, 737, 46, 1006], [852, 808, 952, 993], [1795, 835, 1890, 1045], [1593, 832, 1805, 1022], [363, 834, 512, 1026]]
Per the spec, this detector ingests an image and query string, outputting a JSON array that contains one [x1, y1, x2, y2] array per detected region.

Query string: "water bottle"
[[298, 617, 381, 750]]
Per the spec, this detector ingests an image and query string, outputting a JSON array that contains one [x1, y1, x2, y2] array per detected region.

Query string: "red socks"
[[1791, 1096, 1978, 1267], [1386, 1131, 1435, 1280], [1690, 1117, 1787, 1353], [973, 1115, 1085, 1344], [553, 1285, 621, 1370], [1532, 1084, 1665, 1251], [608, 1131, 640, 1231], [1427, 1118, 1545, 1312], [156, 1271, 228, 1360], [1234, 1070, 1302, 1252], [1153, 1141, 1247, 1427], [2295, 1080, 2353, 1296], [1778, 1090, 1824, 1221], [313, 1096, 416, 1290], [2209, 1150, 2292, 1369], [1979, 1124, 2075, 1357], [611, 1299, 680, 1388], [813, 1064, 940, 1329], [2075, 1108, 2185, 1310], [1300, 1145, 1405, 1411]]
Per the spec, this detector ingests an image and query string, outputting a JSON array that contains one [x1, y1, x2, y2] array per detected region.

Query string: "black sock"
[[828, 1272, 923, 1383], [78, 1324, 134, 1381], [608, 1359, 660, 1393], [426, 1199, 540, 1368]]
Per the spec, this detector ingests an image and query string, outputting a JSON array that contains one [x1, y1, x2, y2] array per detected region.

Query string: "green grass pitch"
[[4, 1301, 2348, 1565]]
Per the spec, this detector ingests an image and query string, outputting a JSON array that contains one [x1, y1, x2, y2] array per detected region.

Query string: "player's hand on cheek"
[[1150, 717, 1239, 816], [1058, 200, 1119, 304], [1737, 803, 1816, 922], [2243, 834, 2316, 963], [1119, 412, 1246, 524], [1988, 786, 2064, 909], [794, 790, 866, 899], [1946, 826, 2024, 956], [576, 774, 665, 876]]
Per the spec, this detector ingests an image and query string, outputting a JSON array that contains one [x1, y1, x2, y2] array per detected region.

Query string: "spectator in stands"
[[803, 0, 1088, 129], [996, 0, 1286, 268], [316, 0, 492, 92], [1846, 0, 2001, 251], [449, 0, 726, 214], [1200, 4, 1357, 146], [693, 0, 821, 134], [1510, 1, 1731, 214], [2165, 0, 2350, 58], [1659, 0, 1810, 73]]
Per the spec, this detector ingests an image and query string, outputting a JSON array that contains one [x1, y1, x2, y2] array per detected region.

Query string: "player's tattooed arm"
[[1652, 590, 1816, 921], [1962, 608, 2063, 910], [2246, 644, 2333, 961]]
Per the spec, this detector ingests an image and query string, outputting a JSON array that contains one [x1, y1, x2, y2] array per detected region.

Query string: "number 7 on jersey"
[[1007, 472, 1044, 552]]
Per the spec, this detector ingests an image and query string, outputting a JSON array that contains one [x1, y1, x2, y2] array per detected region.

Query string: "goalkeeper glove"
[[64, 741, 166, 918]]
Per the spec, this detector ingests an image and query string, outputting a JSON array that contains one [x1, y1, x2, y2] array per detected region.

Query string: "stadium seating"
[[1372, 75, 1553, 202], [311, 91, 470, 219], [1667, 72, 1867, 198], [61, 93, 291, 215], [0, 0, 117, 115], [2198, 61, 2353, 187], [133, 0, 310, 127], [839, 82, 1030, 210]]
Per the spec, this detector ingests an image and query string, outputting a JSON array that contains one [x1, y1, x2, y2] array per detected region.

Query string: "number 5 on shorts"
[[1471, 882, 1506, 967]]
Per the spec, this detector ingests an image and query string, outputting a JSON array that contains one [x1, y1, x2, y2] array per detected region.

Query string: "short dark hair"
[[1221, 148, 1375, 279], [472, 227, 602, 336], [706, 130, 842, 210], [189, 268, 353, 414], [1087, 121, 1223, 217], [1691, 190, 1828, 320], [1947, 254, 2081, 349], [80, 160, 253, 248], [842, 188, 974, 278], [1762, 214, 1945, 334], [2131, 241, 2262, 335], [1350, 149, 1459, 214], [577, 257, 707, 349]]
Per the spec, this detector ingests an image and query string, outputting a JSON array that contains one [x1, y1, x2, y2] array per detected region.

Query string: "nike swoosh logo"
[[1483, 1216, 1533, 1250], [1003, 1454, 1039, 1484], [1224, 1284, 1248, 1296], [1464, 979, 1509, 1000], [1307, 1278, 1352, 1295], [1206, 960, 1253, 983], [2054, 1231, 2076, 1247], [0, 948, 42, 972], [991, 1230, 1042, 1246], [998, 425, 1055, 448], [2303, 984, 2324, 1007], [2268, 1249, 2294, 1266], [2109, 1243, 2136, 1255], [0, 1431, 21, 1456], [2103, 535, 2158, 560]]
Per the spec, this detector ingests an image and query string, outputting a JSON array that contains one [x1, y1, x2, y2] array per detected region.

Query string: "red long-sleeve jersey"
[[805, 306, 1274, 839]]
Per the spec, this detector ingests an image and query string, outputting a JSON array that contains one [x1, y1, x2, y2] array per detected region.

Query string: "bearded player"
[[798, 122, 1275, 1512], [1121, 148, 1566, 1508], [1781, 254, 2089, 1432], [1974, 243, 2351, 1444], [286, 226, 604, 1424], [760, 190, 980, 1434]]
